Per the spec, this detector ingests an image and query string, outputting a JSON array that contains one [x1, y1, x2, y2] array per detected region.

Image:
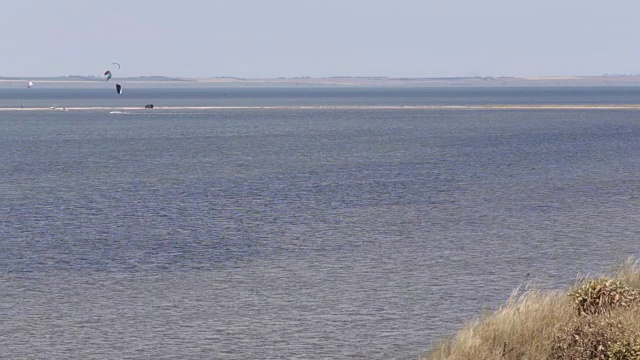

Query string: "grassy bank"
[[423, 260, 640, 360]]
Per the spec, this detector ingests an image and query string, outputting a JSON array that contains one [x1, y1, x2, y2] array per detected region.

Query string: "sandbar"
[[3, 104, 640, 111]]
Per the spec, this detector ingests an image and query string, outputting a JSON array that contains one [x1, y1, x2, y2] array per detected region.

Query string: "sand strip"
[[3, 105, 640, 111]]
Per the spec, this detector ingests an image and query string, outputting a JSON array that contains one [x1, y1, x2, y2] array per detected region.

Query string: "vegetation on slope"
[[423, 260, 640, 360]]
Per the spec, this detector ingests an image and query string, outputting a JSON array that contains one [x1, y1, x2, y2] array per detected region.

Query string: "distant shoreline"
[[5, 104, 640, 112], [4, 75, 640, 87]]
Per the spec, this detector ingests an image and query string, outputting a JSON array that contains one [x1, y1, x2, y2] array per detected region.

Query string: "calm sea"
[[2, 86, 640, 359]]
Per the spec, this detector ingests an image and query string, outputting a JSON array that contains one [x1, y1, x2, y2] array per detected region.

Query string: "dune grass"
[[423, 260, 640, 360]]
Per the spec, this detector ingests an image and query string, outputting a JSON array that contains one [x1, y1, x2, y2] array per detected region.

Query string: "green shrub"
[[551, 314, 640, 360], [608, 338, 640, 360], [570, 279, 638, 316]]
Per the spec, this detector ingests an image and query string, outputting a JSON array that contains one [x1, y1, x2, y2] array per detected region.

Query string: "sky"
[[2, 0, 639, 78]]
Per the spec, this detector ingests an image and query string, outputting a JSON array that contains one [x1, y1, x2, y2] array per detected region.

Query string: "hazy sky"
[[2, 0, 639, 78]]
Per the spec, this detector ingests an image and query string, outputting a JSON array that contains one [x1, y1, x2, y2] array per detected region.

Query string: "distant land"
[[4, 75, 640, 87]]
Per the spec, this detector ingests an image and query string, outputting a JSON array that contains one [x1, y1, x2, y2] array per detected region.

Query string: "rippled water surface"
[[4, 85, 640, 108], [2, 87, 640, 359]]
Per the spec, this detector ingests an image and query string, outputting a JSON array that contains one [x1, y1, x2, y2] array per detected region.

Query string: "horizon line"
[[3, 74, 640, 80]]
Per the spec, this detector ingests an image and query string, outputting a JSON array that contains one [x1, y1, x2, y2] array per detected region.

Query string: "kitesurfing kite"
[[116, 83, 123, 95], [104, 62, 120, 81]]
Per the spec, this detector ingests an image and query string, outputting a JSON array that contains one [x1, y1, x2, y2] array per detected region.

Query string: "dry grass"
[[614, 260, 640, 290], [422, 259, 640, 360]]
